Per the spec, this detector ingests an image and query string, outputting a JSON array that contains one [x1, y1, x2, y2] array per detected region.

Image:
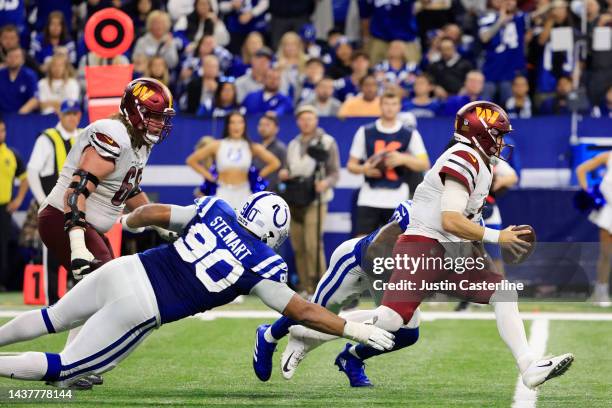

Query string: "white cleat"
[[521, 353, 574, 390], [588, 291, 611, 307], [280, 333, 308, 380]]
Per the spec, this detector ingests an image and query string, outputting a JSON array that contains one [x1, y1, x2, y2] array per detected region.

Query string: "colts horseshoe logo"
[[272, 204, 288, 228]]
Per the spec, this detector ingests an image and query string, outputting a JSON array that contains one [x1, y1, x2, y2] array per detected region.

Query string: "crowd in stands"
[[0, 0, 611, 120]]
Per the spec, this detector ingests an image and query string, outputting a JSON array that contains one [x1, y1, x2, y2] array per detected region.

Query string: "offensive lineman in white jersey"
[[37, 77, 176, 388], [365, 101, 573, 390], [0, 192, 395, 388]]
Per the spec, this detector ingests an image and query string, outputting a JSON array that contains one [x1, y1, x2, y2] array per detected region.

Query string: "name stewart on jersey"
[[209, 215, 253, 261]]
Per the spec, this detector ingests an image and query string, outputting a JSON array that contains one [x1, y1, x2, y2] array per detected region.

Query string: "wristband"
[[482, 227, 501, 244], [68, 228, 88, 253]]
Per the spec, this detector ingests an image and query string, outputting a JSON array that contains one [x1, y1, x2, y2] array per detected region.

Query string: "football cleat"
[[252, 324, 276, 382], [87, 374, 103, 385], [587, 290, 611, 307], [280, 334, 307, 380], [521, 353, 574, 389], [46, 377, 93, 390], [334, 343, 373, 387]]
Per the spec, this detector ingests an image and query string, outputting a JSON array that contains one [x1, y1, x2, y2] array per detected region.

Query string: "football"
[[501, 225, 537, 264], [367, 151, 388, 174]]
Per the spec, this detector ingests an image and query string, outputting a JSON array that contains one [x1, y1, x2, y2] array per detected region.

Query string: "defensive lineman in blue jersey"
[[0, 192, 395, 388], [253, 201, 419, 386]]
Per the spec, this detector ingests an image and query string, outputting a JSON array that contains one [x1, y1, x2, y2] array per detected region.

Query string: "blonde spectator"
[[132, 10, 179, 69], [38, 53, 80, 115], [337, 74, 382, 118], [132, 53, 149, 78], [145, 55, 171, 88], [241, 32, 265, 66], [276, 31, 308, 87]]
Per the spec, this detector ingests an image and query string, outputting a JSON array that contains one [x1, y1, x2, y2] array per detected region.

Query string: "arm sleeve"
[[251, 0, 269, 17], [169, 204, 197, 232], [348, 126, 366, 160], [27, 137, 52, 204], [440, 177, 470, 213], [14, 152, 26, 179], [249, 279, 296, 313]]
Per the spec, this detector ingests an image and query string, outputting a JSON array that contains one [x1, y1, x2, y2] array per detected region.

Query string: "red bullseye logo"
[[85, 8, 134, 58]]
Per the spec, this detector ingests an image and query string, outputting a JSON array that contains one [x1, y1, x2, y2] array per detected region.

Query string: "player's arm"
[[125, 190, 150, 211], [122, 203, 196, 234], [250, 280, 395, 351], [186, 141, 219, 182], [479, 6, 511, 43], [575, 152, 609, 191], [364, 222, 403, 265], [251, 143, 281, 178], [64, 146, 115, 278], [440, 176, 530, 250]]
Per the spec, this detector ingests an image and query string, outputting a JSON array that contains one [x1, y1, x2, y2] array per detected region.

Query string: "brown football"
[[501, 225, 536, 265], [367, 152, 388, 173]]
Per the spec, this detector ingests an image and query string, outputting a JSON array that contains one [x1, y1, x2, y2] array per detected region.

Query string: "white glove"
[[120, 214, 145, 233], [342, 321, 395, 351], [68, 229, 99, 280], [151, 225, 179, 242]]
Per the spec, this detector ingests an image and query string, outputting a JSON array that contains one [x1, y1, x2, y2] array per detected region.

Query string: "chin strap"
[[64, 169, 100, 231]]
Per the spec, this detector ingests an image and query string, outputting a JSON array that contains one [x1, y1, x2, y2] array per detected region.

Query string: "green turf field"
[[0, 296, 609, 408]]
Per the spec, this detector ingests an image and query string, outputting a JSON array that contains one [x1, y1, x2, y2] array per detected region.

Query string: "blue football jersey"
[[479, 12, 528, 82], [139, 197, 288, 324]]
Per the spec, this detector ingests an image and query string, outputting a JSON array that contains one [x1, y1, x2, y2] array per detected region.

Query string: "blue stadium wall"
[[4, 114, 610, 264]]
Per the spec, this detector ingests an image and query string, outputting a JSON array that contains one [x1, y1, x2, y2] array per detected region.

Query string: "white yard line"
[[511, 319, 550, 408]]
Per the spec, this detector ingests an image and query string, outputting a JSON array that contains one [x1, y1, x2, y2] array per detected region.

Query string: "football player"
[[37, 77, 176, 388], [253, 200, 419, 386], [0, 193, 395, 388], [356, 101, 574, 390]]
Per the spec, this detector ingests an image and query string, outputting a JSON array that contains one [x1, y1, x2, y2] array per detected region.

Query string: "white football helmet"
[[237, 192, 290, 250]]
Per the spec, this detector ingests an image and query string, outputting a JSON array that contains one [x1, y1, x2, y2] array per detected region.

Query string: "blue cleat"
[[252, 324, 276, 381], [334, 343, 373, 387]]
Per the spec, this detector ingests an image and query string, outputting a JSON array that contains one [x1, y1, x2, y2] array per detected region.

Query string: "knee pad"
[[371, 305, 404, 332]]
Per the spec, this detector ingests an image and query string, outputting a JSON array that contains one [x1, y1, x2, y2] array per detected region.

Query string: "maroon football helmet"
[[120, 78, 175, 144], [453, 101, 513, 159]]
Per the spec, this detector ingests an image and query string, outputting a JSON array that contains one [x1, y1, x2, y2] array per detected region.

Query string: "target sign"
[[84, 8, 134, 58]]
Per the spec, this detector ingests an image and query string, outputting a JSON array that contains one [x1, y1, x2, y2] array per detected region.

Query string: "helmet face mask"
[[120, 77, 175, 145]]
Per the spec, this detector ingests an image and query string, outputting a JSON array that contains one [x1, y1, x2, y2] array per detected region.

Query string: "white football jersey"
[[45, 118, 151, 233], [405, 142, 492, 242]]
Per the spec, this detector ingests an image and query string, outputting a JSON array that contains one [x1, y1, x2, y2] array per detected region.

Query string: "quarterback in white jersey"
[[375, 101, 572, 390], [0, 193, 394, 388]]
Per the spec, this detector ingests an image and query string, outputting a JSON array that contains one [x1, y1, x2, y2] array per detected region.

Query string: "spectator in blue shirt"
[[441, 70, 484, 115], [375, 40, 419, 98], [0, 0, 26, 43], [359, 0, 420, 65], [219, 0, 269, 54], [29, 11, 77, 69], [334, 51, 371, 102], [539, 75, 573, 115], [197, 79, 245, 118], [402, 73, 442, 118], [31, 0, 73, 33], [242, 67, 294, 115], [504, 75, 532, 118], [0, 47, 39, 114], [478, 0, 528, 105], [0, 25, 41, 77]]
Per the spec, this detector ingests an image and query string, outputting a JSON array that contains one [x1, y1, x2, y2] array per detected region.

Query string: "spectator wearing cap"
[[359, 0, 420, 65], [300, 77, 342, 116], [242, 67, 294, 115], [219, 0, 269, 54], [269, 0, 316, 50], [327, 37, 353, 79], [38, 53, 80, 115], [254, 112, 287, 192], [425, 37, 473, 96], [26, 99, 81, 303], [0, 25, 41, 76], [299, 23, 332, 64], [132, 10, 179, 70], [30, 11, 77, 70], [333, 51, 371, 102], [235, 47, 273, 103], [337, 74, 381, 118], [0, 47, 39, 114], [280, 105, 340, 295]]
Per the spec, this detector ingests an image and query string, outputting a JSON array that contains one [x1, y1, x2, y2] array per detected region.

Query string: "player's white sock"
[[0, 310, 50, 347], [340, 309, 378, 322], [595, 282, 609, 296], [264, 327, 277, 343], [0, 352, 48, 380], [65, 326, 82, 346], [492, 300, 534, 372]]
